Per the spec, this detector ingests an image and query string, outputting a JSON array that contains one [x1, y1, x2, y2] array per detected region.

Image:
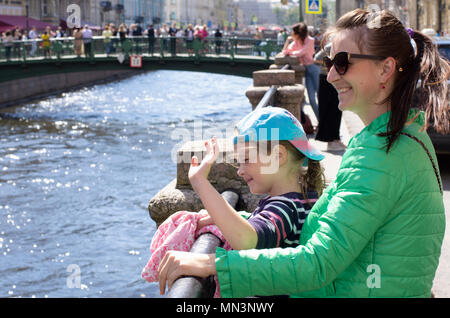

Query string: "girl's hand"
[[158, 251, 217, 295], [197, 214, 214, 229], [188, 136, 219, 183]]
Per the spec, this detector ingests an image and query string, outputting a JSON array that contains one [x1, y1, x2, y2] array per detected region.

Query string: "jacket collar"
[[361, 109, 424, 135]]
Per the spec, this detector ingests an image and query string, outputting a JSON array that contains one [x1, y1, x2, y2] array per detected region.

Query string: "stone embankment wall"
[[0, 69, 141, 108]]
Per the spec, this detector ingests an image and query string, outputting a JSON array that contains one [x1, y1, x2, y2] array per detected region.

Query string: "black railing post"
[[166, 190, 239, 298]]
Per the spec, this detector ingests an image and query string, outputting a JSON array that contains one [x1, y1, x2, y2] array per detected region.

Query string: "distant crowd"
[[0, 22, 325, 60]]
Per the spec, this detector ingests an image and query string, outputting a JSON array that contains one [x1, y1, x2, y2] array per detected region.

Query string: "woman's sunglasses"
[[323, 52, 386, 75]]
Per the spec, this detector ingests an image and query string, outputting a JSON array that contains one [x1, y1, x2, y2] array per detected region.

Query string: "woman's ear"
[[379, 56, 397, 84]]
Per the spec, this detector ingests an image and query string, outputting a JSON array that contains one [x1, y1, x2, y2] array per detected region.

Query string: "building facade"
[[0, 0, 25, 16], [1, 1, 448, 35], [302, 0, 448, 35]]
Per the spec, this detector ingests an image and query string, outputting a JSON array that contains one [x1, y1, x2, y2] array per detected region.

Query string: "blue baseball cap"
[[233, 106, 324, 162]]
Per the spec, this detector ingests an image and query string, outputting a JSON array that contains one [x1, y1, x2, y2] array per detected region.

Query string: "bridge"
[[0, 36, 280, 107]]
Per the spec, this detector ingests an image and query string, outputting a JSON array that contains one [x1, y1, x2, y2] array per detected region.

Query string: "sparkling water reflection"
[[0, 70, 252, 297]]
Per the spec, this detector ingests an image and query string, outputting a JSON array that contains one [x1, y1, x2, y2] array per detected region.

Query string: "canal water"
[[0, 70, 252, 298]]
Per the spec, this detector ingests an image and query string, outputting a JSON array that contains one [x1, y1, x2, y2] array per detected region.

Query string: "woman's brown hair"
[[322, 9, 449, 153], [292, 22, 308, 43]]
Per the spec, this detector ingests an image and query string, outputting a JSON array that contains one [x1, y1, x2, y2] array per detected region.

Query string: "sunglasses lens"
[[334, 53, 349, 75], [323, 57, 333, 70]]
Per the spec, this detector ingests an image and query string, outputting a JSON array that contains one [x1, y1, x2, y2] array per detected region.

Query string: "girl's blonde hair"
[[263, 140, 326, 200]]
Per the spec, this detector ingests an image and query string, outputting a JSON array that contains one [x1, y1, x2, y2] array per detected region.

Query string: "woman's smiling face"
[[326, 30, 384, 115]]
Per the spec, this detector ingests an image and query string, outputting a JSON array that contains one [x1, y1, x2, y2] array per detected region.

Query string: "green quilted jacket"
[[216, 110, 445, 298]]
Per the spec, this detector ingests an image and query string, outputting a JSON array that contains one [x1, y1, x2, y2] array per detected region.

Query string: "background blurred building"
[[0, 0, 25, 16], [0, 0, 448, 35], [299, 0, 448, 35]]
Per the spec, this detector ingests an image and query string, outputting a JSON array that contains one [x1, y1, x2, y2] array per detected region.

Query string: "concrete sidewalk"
[[303, 105, 449, 298]]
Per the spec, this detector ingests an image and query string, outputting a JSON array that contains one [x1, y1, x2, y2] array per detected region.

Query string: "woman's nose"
[[327, 65, 340, 84]]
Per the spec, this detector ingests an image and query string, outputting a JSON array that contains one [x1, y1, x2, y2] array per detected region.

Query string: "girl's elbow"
[[230, 234, 258, 250]]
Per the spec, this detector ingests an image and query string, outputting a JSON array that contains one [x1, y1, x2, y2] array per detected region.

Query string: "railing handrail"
[[166, 190, 239, 298], [0, 35, 280, 65], [0, 35, 280, 43]]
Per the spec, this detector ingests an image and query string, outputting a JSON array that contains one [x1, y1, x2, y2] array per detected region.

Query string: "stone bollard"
[[148, 138, 264, 227], [245, 67, 305, 121], [269, 55, 305, 84]]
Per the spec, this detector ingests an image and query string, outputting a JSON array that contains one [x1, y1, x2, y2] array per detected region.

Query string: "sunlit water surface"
[[0, 70, 252, 297]]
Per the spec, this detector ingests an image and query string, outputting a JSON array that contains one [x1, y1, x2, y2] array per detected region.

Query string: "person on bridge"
[[185, 24, 194, 56], [169, 23, 177, 56], [157, 9, 448, 298], [29, 27, 37, 57], [73, 27, 83, 58], [102, 24, 112, 57], [146, 24, 155, 56], [82, 25, 93, 58], [41, 30, 51, 59]]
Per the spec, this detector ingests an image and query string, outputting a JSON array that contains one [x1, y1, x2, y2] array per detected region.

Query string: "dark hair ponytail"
[[292, 22, 308, 43], [412, 31, 449, 135]]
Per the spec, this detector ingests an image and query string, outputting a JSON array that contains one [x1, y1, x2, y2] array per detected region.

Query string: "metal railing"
[[166, 190, 239, 298], [0, 36, 282, 64]]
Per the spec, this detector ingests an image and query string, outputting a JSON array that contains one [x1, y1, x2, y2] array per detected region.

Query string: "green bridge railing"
[[0, 35, 281, 64]]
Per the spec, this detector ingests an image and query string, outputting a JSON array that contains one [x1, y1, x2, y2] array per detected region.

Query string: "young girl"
[[188, 106, 325, 252], [147, 107, 325, 295]]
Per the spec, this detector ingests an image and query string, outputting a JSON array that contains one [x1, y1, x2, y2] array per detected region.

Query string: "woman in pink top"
[[280, 23, 320, 120]]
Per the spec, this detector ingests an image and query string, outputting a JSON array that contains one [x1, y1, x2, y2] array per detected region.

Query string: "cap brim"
[[289, 138, 325, 161]]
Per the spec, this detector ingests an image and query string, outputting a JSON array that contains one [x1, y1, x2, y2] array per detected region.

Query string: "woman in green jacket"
[[158, 9, 449, 298]]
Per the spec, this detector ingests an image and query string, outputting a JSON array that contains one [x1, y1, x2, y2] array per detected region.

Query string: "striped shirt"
[[247, 191, 318, 249]]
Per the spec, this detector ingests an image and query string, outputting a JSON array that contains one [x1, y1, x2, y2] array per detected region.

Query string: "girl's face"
[[234, 142, 279, 195], [327, 30, 384, 115]]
